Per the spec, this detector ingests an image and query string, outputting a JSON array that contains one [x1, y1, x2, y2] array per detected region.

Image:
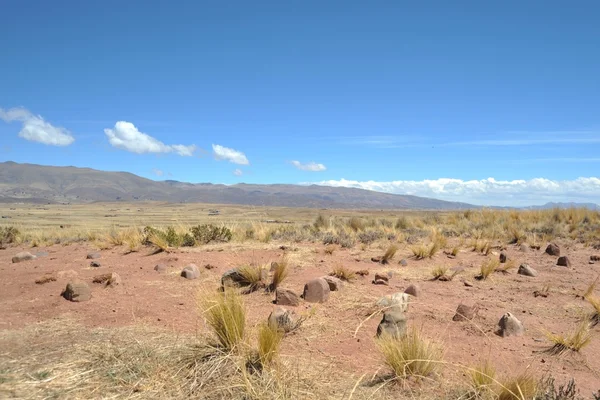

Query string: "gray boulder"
[[268, 306, 298, 333], [181, 264, 200, 279], [496, 312, 524, 337], [376, 292, 411, 312], [62, 281, 92, 302], [12, 251, 36, 263], [518, 264, 537, 277], [376, 310, 407, 338]]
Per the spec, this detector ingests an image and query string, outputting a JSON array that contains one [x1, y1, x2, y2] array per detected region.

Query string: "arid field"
[[1, 203, 600, 399]]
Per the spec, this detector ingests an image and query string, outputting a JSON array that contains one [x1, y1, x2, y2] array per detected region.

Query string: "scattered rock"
[[534, 289, 549, 298], [453, 304, 478, 321], [221, 268, 247, 287], [590, 261, 595, 265], [518, 264, 538, 277], [372, 273, 389, 285], [322, 276, 343, 291], [591, 255, 600, 262], [496, 312, 524, 337], [181, 264, 200, 279], [376, 310, 407, 338], [356, 269, 369, 276], [404, 284, 420, 297], [463, 280, 474, 287], [545, 243, 560, 256], [303, 278, 330, 303], [499, 251, 508, 263], [376, 292, 411, 312], [371, 256, 382, 263], [12, 251, 36, 263], [204, 263, 217, 270], [62, 281, 92, 302], [270, 261, 279, 272], [268, 306, 299, 333], [90, 261, 101, 268], [275, 288, 300, 306], [86, 252, 101, 260], [557, 256, 571, 267], [154, 263, 168, 273], [93, 272, 122, 287], [519, 244, 529, 253], [399, 259, 408, 267]]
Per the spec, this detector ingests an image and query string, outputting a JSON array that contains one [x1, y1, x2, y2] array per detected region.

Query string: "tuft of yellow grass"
[[257, 322, 283, 366], [237, 265, 266, 292], [498, 372, 537, 400], [469, 361, 496, 393], [495, 260, 516, 274], [381, 244, 398, 264], [330, 265, 356, 282], [544, 321, 592, 355], [431, 266, 448, 280], [584, 295, 600, 326], [199, 289, 246, 352], [411, 242, 439, 259], [583, 275, 599, 298], [376, 326, 444, 379], [324, 244, 336, 255], [269, 257, 289, 292], [478, 258, 499, 280]]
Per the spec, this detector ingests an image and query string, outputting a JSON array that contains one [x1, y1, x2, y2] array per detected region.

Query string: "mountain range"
[[0, 162, 597, 210]]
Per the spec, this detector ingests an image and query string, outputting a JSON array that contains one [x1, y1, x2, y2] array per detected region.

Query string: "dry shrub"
[[376, 326, 444, 379], [495, 260, 516, 274], [544, 321, 592, 355], [469, 361, 496, 394], [584, 295, 600, 326], [477, 258, 499, 280], [199, 289, 246, 352], [411, 242, 439, 259], [431, 266, 448, 280], [330, 265, 356, 282], [237, 265, 266, 292], [583, 275, 599, 298], [256, 322, 283, 366], [381, 244, 398, 264], [324, 244, 336, 255]]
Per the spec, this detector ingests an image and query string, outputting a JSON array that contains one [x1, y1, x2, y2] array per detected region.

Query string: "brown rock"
[[499, 251, 508, 263], [303, 278, 330, 303], [62, 281, 92, 302], [322, 276, 343, 291], [453, 304, 478, 321], [518, 264, 537, 277], [591, 255, 600, 262], [371, 256, 382, 263], [181, 264, 200, 279], [545, 243, 560, 256], [496, 312, 524, 337], [90, 261, 101, 268], [275, 288, 300, 306], [404, 284, 420, 297], [557, 256, 571, 267], [463, 280, 474, 287], [204, 264, 217, 270], [372, 273, 389, 285], [268, 306, 298, 333]]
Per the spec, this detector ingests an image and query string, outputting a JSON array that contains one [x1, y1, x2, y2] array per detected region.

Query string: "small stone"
[[453, 304, 478, 321], [591, 255, 600, 262], [154, 263, 168, 273], [519, 244, 529, 253], [181, 264, 200, 279], [322, 276, 343, 291], [12, 251, 36, 263], [62, 281, 92, 302], [371, 256, 382, 263], [204, 264, 217, 270], [399, 259, 408, 266], [86, 252, 101, 260], [270, 262, 279, 272], [221, 268, 247, 287], [518, 264, 537, 277], [268, 306, 298, 332], [496, 312, 524, 337], [372, 273, 389, 285], [499, 251, 508, 263], [557, 256, 571, 267], [376, 310, 407, 338], [303, 278, 330, 303], [90, 261, 101, 268], [404, 284, 420, 297], [545, 243, 560, 256], [356, 269, 369, 276], [463, 280, 474, 287], [275, 288, 300, 306], [106, 272, 122, 287]]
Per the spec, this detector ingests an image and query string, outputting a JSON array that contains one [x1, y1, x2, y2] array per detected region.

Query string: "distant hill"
[[523, 202, 600, 210], [0, 161, 475, 210]]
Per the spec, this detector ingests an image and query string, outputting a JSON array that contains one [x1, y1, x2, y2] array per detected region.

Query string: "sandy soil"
[[1, 239, 599, 396]]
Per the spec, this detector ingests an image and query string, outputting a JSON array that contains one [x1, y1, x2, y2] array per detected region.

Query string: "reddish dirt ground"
[[1, 240, 599, 395]]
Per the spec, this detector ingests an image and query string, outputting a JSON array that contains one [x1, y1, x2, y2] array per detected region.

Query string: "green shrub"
[[191, 225, 232, 244]]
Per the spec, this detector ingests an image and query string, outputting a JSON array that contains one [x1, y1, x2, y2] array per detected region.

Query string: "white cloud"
[[212, 144, 249, 165], [291, 160, 327, 172], [313, 177, 600, 207], [0, 107, 75, 146], [104, 121, 196, 156], [152, 168, 164, 177], [233, 168, 243, 176]]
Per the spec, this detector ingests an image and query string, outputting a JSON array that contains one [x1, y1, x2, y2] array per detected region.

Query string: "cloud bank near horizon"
[[313, 177, 600, 207]]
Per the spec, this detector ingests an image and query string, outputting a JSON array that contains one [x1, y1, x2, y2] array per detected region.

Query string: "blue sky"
[[1, 1, 599, 206]]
